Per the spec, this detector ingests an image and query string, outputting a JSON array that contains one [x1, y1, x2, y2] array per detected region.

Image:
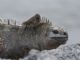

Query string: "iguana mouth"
[[50, 31, 68, 45], [51, 37, 68, 44], [47, 32, 68, 49]]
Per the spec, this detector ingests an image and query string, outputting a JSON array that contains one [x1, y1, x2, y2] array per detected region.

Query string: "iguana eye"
[[63, 32, 67, 35], [52, 30, 59, 34]]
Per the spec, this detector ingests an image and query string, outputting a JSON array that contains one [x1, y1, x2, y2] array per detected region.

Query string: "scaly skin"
[[0, 14, 68, 60]]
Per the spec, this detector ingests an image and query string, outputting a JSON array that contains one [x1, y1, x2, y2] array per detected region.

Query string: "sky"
[[0, 0, 80, 44]]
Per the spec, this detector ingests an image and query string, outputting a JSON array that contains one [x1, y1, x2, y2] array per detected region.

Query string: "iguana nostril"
[[52, 30, 59, 34]]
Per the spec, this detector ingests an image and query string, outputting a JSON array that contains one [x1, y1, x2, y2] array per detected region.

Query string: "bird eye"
[[52, 30, 59, 34]]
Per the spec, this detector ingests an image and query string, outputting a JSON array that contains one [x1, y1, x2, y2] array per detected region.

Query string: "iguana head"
[[46, 26, 68, 49]]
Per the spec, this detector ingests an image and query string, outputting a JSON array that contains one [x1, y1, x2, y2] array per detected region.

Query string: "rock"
[[22, 44, 80, 60]]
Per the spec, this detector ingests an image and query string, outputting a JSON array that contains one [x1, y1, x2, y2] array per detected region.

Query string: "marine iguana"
[[0, 14, 68, 60]]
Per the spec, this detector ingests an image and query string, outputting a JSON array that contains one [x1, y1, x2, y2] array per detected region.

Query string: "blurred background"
[[0, 0, 80, 45]]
